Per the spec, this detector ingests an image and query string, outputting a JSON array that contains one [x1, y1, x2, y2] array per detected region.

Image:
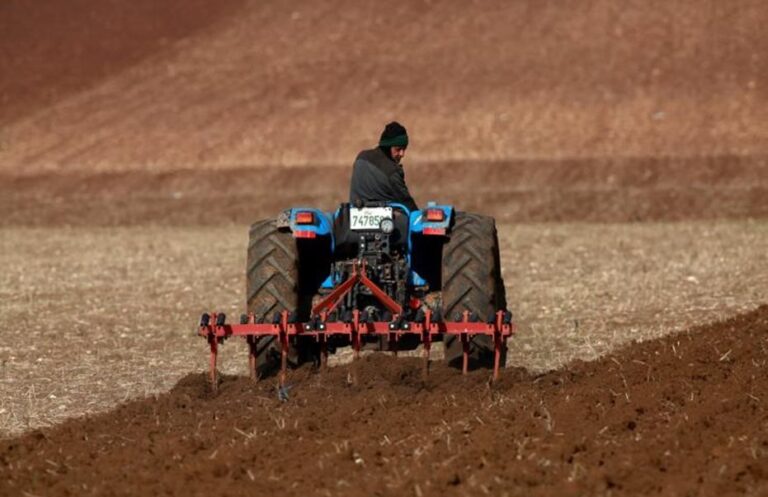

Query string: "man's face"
[[390, 146, 407, 164]]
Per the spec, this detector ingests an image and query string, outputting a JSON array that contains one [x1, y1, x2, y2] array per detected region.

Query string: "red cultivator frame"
[[199, 262, 515, 391]]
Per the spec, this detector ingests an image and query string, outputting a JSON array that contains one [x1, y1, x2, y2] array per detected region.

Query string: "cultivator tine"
[[495, 310, 507, 381], [279, 310, 290, 387], [318, 311, 329, 368], [461, 334, 470, 375], [206, 312, 226, 393], [422, 327, 431, 377], [418, 310, 426, 375], [319, 333, 328, 367], [208, 334, 218, 392], [493, 332, 502, 381], [352, 309, 361, 360], [247, 336, 257, 381], [389, 331, 398, 357], [462, 311, 471, 375], [242, 313, 256, 380]]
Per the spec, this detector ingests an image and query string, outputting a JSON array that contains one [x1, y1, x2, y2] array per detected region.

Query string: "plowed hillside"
[[2, 307, 768, 496], [1, 0, 766, 173]]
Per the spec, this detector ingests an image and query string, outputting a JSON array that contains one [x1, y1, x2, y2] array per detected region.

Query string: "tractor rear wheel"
[[440, 212, 507, 367], [246, 219, 316, 376]]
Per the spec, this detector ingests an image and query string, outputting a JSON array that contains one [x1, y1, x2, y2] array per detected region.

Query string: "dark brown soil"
[[2, 155, 767, 226], [2, 306, 767, 496], [0, 0, 244, 125]]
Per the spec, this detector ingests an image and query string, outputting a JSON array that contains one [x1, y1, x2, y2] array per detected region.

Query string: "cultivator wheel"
[[441, 212, 507, 367]]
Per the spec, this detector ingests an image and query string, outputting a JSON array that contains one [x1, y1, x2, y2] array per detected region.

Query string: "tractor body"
[[276, 200, 454, 321], [199, 200, 513, 389]]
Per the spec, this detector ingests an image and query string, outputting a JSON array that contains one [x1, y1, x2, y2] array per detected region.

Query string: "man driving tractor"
[[349, 121, 418, 212], [199, 121, 510, 385]]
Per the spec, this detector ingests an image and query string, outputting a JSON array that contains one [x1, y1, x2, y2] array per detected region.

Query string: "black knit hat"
[[379, 121, 408, 148]]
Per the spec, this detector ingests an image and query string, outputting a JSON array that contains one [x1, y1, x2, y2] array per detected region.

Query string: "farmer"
[[349, 121, 419, 212]]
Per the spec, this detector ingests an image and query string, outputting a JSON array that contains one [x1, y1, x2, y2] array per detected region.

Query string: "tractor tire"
[[441, 212, 507, 368], [246, 219, 316, 376]]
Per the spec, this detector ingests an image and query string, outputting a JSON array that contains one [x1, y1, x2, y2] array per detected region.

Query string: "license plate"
[[350, 207, 392, 231]]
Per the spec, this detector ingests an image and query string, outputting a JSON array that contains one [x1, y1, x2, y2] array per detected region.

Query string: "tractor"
[[200, 201, 513, 388]]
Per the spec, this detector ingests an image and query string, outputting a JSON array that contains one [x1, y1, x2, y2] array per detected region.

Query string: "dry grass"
[[0, 227, 244, 437], [0, 220, 766, 437], [501, 221, 768, 371]]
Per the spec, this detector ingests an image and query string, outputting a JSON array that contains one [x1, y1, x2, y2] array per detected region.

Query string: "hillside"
[[1, 0, 766, 174]]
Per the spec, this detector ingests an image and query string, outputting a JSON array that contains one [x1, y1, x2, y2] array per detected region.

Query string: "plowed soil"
[[2, 307, 767, 496]]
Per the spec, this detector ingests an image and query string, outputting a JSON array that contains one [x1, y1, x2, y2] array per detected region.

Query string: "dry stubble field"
[[1, 220, 766, 437]]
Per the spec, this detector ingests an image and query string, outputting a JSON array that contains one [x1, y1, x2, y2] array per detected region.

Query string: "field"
[[1, 0, 768, 495], [3, 309, 768, 496], [1, 219, 767, 436]]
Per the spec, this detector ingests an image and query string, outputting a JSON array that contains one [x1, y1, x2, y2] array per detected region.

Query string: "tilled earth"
[[2, 307, 767, 496]]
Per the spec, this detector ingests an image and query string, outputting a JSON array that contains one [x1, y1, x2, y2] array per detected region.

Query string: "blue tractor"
[[246, 200, 507, 373]]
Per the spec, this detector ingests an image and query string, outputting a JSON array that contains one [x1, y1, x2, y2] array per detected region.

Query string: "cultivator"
[[199, 307, 514, 391]]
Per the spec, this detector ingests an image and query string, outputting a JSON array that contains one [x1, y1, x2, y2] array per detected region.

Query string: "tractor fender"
[[407, 203, 454, 287]]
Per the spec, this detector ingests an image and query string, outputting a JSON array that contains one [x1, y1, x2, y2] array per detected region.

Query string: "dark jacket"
[[348, 147, 418, 211]]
